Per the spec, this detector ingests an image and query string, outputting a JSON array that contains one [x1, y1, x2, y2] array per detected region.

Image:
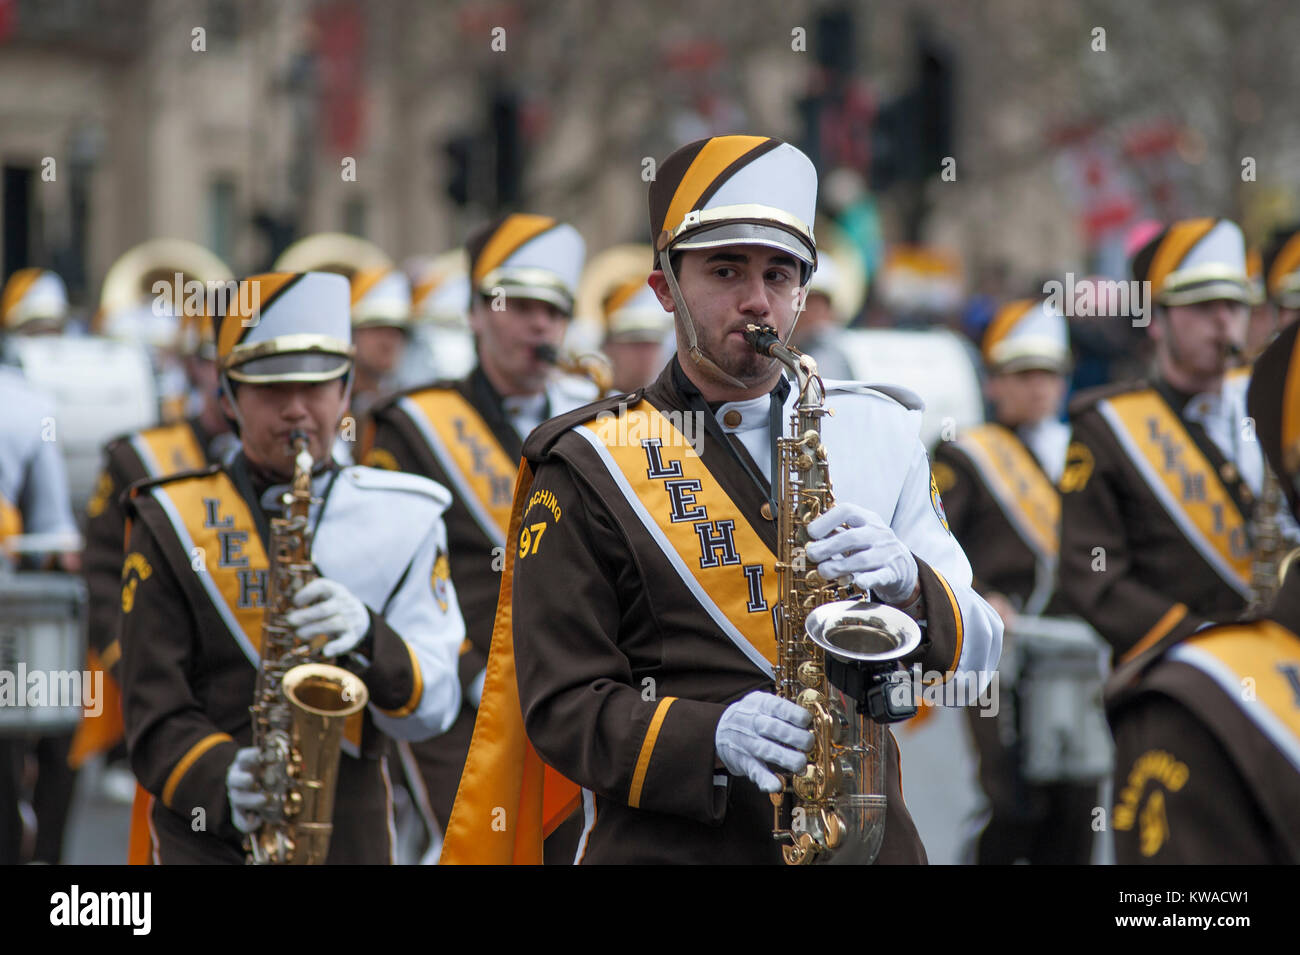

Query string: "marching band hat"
[[981, 298, 1070, 374], [412, 249, 470, 326], [215, 272, 354, 384], [350, 266, 412, 331], [603, 274, 673, 344], [1246, 317, 1300, 518], [466, 214, 585, 315], [648, 135, 817, 276], [1, 268, 68, 330], [1263, 226, 1300, 310], [1131, 217, 1251, 307]]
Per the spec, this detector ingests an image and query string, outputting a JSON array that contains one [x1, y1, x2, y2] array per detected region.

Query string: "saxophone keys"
[[820, 809, 846, 850], [796, 661, 821, 687]]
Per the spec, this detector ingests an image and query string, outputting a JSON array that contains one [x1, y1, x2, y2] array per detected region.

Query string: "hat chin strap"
[[658, 248, 755, 391]]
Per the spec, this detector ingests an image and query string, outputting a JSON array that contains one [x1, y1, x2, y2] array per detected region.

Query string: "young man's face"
[[1151, 298, 1249, 381], [221, 378, 348, 477], [353, 325, 407, 379], [469, 296, 570, 394], [986, 368, 1066, 427], [649, 244, 804, 387]]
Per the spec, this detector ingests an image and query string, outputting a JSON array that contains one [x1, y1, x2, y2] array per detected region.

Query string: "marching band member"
[[933, 299, 1097, 864], [599, 267, 675, 394], [74, 312, 237, 774], [360, 215, 596, 852], [118, 272, 464, 864], [440, 135, 1001, 864], [1060, 219, 1278, 660], [1104, 317, 1300, 863], [1, 268, 69, 340]]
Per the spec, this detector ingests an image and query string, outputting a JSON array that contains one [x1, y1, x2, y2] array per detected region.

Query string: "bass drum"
[[0, 571, 89, 736], [8, 335, 158, 512]]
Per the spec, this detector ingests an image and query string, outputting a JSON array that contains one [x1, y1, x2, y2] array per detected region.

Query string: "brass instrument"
[[534, 343, 614, 394], [1245, 464, 1300, 617], [744, 323, 922, 865], [247, 430, 368, 865]]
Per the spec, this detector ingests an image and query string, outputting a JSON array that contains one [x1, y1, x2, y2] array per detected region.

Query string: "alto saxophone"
[[246, 430, 369, 865], [744, 324, 923, 865]]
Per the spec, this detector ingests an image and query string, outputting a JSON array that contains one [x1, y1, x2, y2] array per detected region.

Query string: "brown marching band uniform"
[[117, 453, 434, 864], [83, 418, 229, 683], [933, 423, 1097, 864], [1059, 377, 1256, 660], [498, 360, 985, 864], [1104, 573, 1300, 864], [1058, 371, 1300, 862]]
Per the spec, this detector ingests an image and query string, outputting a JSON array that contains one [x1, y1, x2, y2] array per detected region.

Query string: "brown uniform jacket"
[[118, 455, 433, 864], [933, 423, 1061, 611], [506, 361, 986, 864], [1059, 380, 1256, 664], [1105, 570, 1300, 863], [83, 418, 229, 668]]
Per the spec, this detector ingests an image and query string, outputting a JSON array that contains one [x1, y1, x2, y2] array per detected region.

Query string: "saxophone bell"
[[806, 600, 922, 724]]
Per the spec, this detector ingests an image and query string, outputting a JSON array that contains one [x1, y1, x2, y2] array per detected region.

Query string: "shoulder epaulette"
[[103, 419, 194, 456], [121, 462, 222, 514], [1067, 379, 1150, 416], [523, 389, 645, 461], [342, 465, 453, 509], [125, 463, 222, 499], [824, 379, 925, 411]]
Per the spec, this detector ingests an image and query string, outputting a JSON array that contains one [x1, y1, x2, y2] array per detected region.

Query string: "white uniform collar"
[[1015, 418, 1070, 484], [714, 394, 772, 434]]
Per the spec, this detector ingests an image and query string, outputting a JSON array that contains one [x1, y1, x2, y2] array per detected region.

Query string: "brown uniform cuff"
[[914, 557, 966, 678], [349, 609, 420, 714], [156, 733, 239, 841], [624, 697, 729, 825]]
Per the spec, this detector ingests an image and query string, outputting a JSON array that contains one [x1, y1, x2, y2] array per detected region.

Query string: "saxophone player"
[[1060, 220, 1287, 662], [439, 135, 1002, 864], [1103, 317, 1300, 863], [359, 215, 598, 854], [118, 272, 465, 864]]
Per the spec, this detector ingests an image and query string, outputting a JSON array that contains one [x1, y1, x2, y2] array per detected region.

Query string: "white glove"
[[804, 502, 919, 605], [226, 746, 266, 834], [285, 578, 370, 657], [715, 690, 814, 793]]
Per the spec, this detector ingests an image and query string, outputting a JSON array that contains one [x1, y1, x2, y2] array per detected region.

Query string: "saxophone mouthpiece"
[[533, 343, 559, 364], [743, 323, 781, 355]]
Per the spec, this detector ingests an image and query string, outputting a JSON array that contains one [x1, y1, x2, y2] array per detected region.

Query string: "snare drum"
[[1011, 615, 1114, 784], [0, 571, 89, 735]]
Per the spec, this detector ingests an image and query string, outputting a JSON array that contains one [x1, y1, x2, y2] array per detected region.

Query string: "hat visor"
[[1158, 278, 1252, 307], [225, 351, 353, 384], [672, 222, 815, 268], [991, 353, 1070, 375], [353, 314, 413, 334], [477, 282, 574, 315]]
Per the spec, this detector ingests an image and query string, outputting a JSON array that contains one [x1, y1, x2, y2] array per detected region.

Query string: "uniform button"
[[722, 410, 742, 428]]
